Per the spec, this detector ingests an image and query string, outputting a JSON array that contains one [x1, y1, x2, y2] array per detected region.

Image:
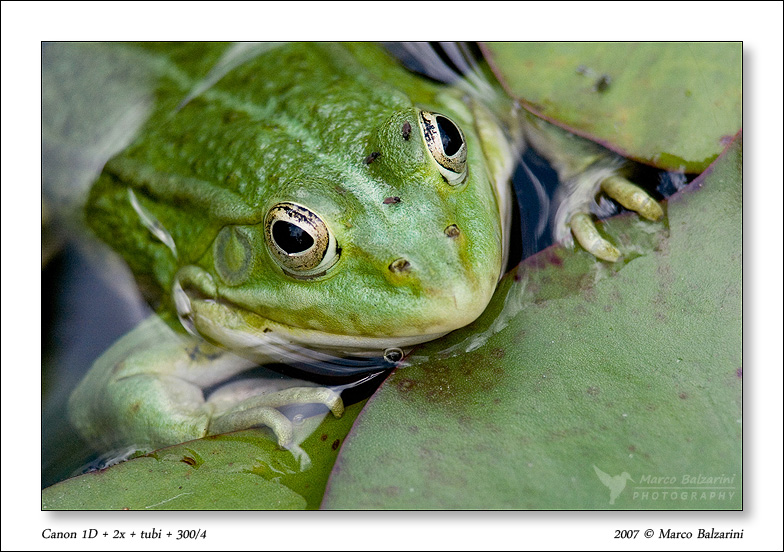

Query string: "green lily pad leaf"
[[322, 136, 742, 510], [42, 401, 364, 510], [482, 42, 741, 172]]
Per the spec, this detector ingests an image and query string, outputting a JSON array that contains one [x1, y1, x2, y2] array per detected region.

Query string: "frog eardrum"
[[419, 111, 468, 185], [264, 202, 340, 279]]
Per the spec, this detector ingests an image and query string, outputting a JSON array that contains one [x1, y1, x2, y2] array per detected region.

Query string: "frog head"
[[170, 105, 511, 357], [87, 43, 517, 361]]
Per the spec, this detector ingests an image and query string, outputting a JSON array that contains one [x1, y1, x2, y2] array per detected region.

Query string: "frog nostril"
[[444, 224, 460, 238], [389, 258, 412, 273], [401, 121, 411, 140]]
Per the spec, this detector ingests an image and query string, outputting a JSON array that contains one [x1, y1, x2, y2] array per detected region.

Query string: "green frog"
[[66, 42, 661, 453]]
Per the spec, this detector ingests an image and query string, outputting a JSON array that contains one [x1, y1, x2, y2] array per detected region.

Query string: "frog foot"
[[208, 386, 344, 448], [522, 113, 664, 262], [569, 175, 663, 262]]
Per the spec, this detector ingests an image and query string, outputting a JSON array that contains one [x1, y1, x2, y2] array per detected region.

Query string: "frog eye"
[[419, 111, 468, 185], [264, 202, 339, 278]]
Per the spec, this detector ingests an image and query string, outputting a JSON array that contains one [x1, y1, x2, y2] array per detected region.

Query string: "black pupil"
[[272, 221, 314, 254], [436, 116, 462, 157]]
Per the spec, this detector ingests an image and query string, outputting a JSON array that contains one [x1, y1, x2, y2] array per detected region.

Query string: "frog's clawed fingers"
[[210, 387, 344, 448], [571, 175, 663, 262]]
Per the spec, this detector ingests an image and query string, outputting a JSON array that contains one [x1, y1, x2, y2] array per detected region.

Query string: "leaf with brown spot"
[[323, 137, 742, 510]]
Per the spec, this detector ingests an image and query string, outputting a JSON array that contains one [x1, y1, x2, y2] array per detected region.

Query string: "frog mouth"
[[173, 276, 450, 367], [172, 261, 495, 369], [198, 296, 449, 348], [190, 298, 453, 375]]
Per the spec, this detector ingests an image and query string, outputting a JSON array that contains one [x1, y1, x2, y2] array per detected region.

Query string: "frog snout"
[[379, 248, 495, 335], [381, 225, 491, 305], [384, 222, 463, 273]]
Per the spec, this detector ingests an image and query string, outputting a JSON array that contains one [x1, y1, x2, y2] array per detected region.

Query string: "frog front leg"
[[68, 316, 344, 452], [522, 112, 663, 262], [207, 380, 343, 446]]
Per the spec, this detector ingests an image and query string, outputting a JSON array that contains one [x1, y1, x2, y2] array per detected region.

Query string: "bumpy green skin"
[[87, 43, 506, 340], [72, 42, 516, 452]]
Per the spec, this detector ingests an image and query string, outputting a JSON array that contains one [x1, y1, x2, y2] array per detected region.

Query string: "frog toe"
[[570, 212, 620, 262], [600, 175, 663, 221]]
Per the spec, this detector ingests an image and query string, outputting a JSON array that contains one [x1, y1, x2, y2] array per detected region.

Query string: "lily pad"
[[42, 401, 365, 510], [483, 42, 742, 172], [322, 136, 742, 509]]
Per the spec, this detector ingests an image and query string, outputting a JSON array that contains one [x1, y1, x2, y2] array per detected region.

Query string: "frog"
[[65, 42, 661, 454]]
